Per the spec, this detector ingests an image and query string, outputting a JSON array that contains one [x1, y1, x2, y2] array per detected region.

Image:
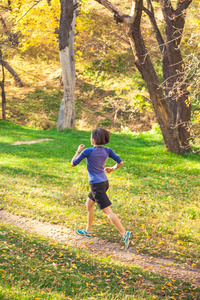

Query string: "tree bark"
[[95, 0, 192, 153], [128, 0, 182, 153], [159, 0, 191, 150], [0, 64, 6, 120], [57, 0, 77, 130]]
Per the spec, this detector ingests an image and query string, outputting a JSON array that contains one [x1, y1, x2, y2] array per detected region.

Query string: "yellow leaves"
[[0, 268, 5, 278], [158, 241, 165, 245], [166, 282, 173, 286], [176, 240, 184, 245], [10, 0, 60, 52], [97, 292, 104, 297], [76, 50, 82, 57], [69, 263, 77, 270]]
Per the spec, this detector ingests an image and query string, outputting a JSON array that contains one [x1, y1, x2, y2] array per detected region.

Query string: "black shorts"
[[88, 180, 111, 210]]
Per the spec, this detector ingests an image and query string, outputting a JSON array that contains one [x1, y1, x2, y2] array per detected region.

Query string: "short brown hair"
[[91, 128, 110, 145]]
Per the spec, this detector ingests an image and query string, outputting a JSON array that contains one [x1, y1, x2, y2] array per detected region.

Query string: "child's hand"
[[105, 162, 123, 173], [104, 167, 114, 173], [78, 144, 85, 152]]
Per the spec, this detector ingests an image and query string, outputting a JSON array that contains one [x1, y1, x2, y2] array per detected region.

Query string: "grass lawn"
[[0, 121, 200, 299], [1, 223, 199, 300]]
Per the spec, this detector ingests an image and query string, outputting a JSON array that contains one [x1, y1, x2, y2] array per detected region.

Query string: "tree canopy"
[[0, 0, 199, 152]]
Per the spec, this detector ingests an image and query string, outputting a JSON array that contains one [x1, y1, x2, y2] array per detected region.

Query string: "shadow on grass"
[[0, 224, 143, 299], [1, 122, 199, 184], [0, 165, 68, 187], [0, 223, 199, 300]]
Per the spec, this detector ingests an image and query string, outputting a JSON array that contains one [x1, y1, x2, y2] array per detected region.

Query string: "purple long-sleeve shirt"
[[73, 146, 122, 184]]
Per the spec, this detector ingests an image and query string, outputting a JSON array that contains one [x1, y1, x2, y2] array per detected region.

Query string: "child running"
[[71, 128, 131, 249]]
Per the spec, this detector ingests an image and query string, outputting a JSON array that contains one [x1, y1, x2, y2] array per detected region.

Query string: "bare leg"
[[85, 197, 95, 232], [102, 206, 125, 236]]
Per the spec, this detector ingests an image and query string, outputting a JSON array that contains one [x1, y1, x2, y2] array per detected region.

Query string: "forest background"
[[0, 0, 200, 299], [0, 0, 199, 139]]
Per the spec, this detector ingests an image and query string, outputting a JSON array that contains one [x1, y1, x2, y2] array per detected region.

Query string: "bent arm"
[[105, 161, 123, 173], [71, 144, 85, 167], [71, 152, 79, 167]]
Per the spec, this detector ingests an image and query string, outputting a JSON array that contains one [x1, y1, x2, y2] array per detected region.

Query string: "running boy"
[[71, 128, 131, 249]]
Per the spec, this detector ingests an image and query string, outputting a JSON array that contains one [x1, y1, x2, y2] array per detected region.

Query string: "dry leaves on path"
[[0, 210, 199, 287]]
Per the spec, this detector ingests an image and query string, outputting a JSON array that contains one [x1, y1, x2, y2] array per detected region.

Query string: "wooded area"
[[0, 1, 200, 299], [0, 0, 199, 154]]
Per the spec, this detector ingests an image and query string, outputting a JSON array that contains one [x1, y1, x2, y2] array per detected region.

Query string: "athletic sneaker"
[[123, 231, 132, 250], [77, 229, 92, 237]]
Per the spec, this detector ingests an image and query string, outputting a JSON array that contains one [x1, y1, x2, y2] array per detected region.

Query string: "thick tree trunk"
[[159, 0, 191, 150], [57, 0, 77, 130], [95, 0, 192, 153], [57, 46, 76, 129], [127, 1, 182, 153], [164, 56, 191, 150]]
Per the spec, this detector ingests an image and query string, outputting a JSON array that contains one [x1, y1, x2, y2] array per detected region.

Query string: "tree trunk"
[[159, 0, 191, 150], [57, 0, 77, 130], [0, 64, 6, 120], [95, 0, 192, 153], [127, 0, 182, 153]]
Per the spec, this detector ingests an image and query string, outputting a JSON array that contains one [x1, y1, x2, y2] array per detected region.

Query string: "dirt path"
[[0, 210, 199, 287], [12, 139, 53, 145]]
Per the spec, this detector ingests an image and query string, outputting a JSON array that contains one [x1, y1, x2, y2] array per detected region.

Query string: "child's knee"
[[85, 198, 94, 211], [103, 209, 114, 219], [85, 202, 90, 211]]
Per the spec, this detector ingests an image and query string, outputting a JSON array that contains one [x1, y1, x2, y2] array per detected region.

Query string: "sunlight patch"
[[12, 139, 53, 145]]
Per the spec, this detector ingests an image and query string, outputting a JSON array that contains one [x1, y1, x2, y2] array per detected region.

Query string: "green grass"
[[0, 121, 200, 267], [0, 121, 200, 299], [0, 223, 200, 300]]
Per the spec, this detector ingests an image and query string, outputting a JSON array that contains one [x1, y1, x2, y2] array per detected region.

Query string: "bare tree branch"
[[175, 0, 193, 16], [15, 0, 43, 25], [142, 0, 165, 53], [159, 0, 174, 18], [95, 0, 130, 24], [0, 59, 23, 87]]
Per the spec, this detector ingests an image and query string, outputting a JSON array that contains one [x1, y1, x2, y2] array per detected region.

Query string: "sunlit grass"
[[0, 223, 199, 300], [0, 121, 200, 268]]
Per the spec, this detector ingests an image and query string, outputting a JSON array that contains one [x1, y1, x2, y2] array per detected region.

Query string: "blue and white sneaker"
[[77, 229, 92, 237], [123, 231, 132, 250]]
